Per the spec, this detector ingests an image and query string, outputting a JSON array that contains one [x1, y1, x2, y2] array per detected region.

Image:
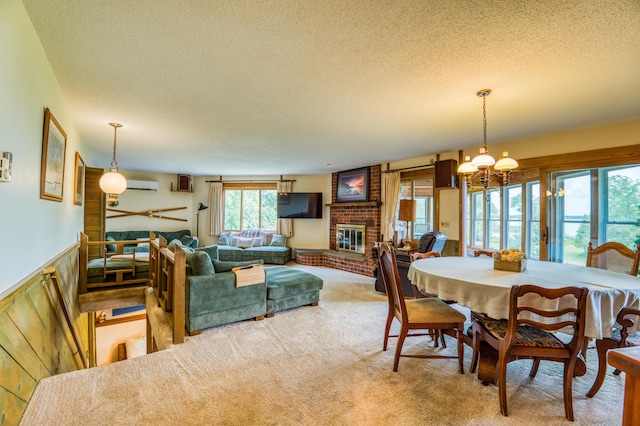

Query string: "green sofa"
[[216, 230, 291, 264], [172, 241, 322, 333], [217, 246, 291, 264]]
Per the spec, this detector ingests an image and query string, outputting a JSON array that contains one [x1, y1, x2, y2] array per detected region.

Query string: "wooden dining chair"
[[411, 251, 441, 261], [473, 249, 495, 258], [377, 242, 467, 373], [586, 307, 640, 398], [586, 241, 640, 276], [470, 284, 589, 421]]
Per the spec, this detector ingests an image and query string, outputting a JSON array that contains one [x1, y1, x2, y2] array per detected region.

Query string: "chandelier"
[[99, 122, 127, 207], [457, 89, 518, 189]]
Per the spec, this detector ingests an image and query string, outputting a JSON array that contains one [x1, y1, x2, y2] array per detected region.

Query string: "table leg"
[[477, 341, 498, 385]]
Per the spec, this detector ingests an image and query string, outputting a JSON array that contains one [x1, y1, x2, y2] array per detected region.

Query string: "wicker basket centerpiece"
[[492, 249, 527, 272]]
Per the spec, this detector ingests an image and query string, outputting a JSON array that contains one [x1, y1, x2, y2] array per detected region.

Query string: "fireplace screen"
[[336, 224, 366, 254]]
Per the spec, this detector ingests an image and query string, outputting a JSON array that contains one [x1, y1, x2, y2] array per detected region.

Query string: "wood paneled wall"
[[0, 244, 88, 425]]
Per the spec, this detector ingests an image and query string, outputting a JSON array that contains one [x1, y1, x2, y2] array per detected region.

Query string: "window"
[[526, 182, 540, 259], [223, 185, 277, 231], [548, 165, 640, 265], [466, 181, 540, 258], [396, 178, 434, 240]]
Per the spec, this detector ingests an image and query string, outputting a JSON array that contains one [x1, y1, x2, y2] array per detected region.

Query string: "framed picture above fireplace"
[[336, 167, 369, 202]]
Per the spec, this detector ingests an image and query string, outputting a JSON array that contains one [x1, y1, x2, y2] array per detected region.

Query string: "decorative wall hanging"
[[336, 167, 369, 202], [106, 206, 187, 222], [73, 152, 85, 206], [40, 108, 67, 202]]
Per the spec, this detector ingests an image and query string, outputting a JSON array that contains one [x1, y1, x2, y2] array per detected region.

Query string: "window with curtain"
[[223, 184, 277, 231]]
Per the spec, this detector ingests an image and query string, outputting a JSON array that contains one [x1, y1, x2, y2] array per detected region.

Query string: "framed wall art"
[[74, 152, 85, 206], [40, 108, 67, 202], [336, 167, 369, 202]]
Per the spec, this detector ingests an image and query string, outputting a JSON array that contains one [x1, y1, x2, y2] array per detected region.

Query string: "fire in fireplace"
[[336, 224, 366, 255]]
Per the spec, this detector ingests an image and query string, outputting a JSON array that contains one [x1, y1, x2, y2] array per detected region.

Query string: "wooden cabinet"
[[84, 167, 105, 259]]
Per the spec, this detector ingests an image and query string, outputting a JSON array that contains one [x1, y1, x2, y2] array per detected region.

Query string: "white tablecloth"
[[408, 256, 640, 339]]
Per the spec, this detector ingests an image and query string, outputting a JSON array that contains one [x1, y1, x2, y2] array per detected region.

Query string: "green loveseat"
[[105, 229, 198, 254]]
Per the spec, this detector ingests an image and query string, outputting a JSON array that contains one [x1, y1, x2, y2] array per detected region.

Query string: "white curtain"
[[276, 180, 293, 237], [208, 182, 224, 236], [381, 171, 400, 242]]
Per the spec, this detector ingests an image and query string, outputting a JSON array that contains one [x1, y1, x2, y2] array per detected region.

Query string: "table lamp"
[[398, 199, 416, 249]]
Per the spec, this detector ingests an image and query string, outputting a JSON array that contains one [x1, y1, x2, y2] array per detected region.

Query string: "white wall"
[[108, 170, 194, 233], [0, 0, 85, 294], [285, 174, 331, 250], [95, 310, 146, 365]]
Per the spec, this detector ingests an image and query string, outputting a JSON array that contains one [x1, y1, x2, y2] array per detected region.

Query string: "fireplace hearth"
[[336, 224, 365, 255]]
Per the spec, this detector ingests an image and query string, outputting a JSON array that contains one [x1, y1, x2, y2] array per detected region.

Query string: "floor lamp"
[[398, 199, 416, 249], [196, 202, 209, 246]]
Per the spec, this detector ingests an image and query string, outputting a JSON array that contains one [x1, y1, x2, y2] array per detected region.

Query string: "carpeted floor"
[[21, 264, 623, 425]]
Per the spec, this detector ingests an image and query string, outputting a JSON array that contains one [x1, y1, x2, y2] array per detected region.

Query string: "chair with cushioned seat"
[[586, 241, 640, 276], [470, 284, 589, 421], [377, 242, 466, 373], [587, 307, 640, 398]]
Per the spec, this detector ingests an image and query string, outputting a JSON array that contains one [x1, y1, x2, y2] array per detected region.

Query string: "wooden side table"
[[608, 346, 640, 425]]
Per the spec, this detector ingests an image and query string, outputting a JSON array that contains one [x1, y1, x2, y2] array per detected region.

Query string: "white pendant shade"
[[457, 156, 478, 174], [99, 171, 127, 194], [494, 152, 519, 171], [471, 152, 495, 168]]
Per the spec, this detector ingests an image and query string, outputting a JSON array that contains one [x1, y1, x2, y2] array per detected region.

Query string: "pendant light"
[[99, 122, 127, 207], [458, 89, 518, 189]]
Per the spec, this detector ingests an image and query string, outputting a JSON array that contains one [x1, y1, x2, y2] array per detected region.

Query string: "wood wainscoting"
[[0, 243, 90, 425]]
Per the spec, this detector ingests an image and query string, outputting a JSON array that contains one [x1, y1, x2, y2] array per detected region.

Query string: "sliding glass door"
[[547, 166, 640, 265]]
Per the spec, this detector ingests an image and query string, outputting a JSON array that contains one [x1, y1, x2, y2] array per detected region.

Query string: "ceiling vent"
[[127, 180, 160, 191]]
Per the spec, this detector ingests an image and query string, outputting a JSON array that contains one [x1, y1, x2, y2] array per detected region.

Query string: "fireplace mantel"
[[326, 201, 381, 208]]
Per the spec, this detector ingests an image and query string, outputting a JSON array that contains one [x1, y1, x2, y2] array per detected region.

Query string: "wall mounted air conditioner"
[[127, 180, 160, 191]]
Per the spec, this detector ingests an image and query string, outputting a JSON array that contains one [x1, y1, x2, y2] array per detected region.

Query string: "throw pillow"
[[167, 239, 194, 253], [212, 259, 264, 273], [252, 236, 264, 247], [124, 336, 146, 359], [240, 229, 261, 238], [106, 236, 117, 253], [236, 237, 253, 248], [185, 251, 215, 276], [180, 234, 195, 248], [217, 232, 231, 246], [260, 231, 274, 246], [270, 234, 287, 247], [196, 244, 219, 261]]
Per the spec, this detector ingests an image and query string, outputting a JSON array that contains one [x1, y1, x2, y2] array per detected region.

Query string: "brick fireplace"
[[295, 165, 381, 276], [328, 165, 381, 276]]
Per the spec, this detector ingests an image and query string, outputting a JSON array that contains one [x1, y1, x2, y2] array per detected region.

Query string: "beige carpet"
[[22, 264, 623, 425]]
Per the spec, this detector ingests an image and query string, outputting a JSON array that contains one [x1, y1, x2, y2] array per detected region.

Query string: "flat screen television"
[[277, 192, 323, 219]]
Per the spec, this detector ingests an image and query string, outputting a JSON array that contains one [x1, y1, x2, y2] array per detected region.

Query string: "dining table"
[[408, 256, 640, 340], [408, 256, 640, 384]]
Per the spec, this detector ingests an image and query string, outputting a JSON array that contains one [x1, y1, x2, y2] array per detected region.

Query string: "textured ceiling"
[[23, 0, 640, 175]]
